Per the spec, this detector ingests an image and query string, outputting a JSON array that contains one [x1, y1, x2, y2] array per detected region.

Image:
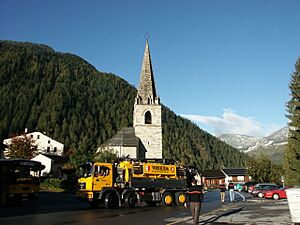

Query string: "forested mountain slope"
[[0, 40, 247, 169]]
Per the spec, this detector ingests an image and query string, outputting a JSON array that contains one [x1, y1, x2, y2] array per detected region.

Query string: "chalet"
[[202, 168, 251, 188], [3, 131, 64, 157], [222, 168, 250, 184], [202, 169, 226, 189]]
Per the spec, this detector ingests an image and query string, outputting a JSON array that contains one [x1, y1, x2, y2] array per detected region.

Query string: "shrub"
[[40, 178, 64, 192]]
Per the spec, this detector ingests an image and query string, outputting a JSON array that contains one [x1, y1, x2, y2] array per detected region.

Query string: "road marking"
[[234, 191, 246, 201], [165, 216, 191, 225]]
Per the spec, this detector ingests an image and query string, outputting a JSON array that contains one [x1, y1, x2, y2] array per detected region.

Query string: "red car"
[[248, 185, 256, 193], [257, 186, 281, 198], [264, 186, 291, 200]]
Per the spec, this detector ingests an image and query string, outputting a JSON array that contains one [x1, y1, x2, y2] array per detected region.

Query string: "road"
[[0, 191, 248, 225]]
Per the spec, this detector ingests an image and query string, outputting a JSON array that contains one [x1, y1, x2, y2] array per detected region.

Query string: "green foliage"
[[6, 133, 38, 159], [93, 148, 118, 163], [0, 40, 135, 163], [284, 57, 300, 185], [246, 155, 283, 184], [0, 40, 247, 170], [40, 178, 64, 192]]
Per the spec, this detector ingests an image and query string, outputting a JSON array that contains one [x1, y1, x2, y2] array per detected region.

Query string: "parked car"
[[251, 183, 280, 197], [248, 184, 260, 193], [264, 186, 292, 200], [256, 186, 281, 198], [234, 183, 244, 192], [243, 181, 258, 192]]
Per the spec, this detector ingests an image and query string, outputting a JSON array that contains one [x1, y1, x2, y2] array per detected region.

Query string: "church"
[[98, 40, 162, 159]]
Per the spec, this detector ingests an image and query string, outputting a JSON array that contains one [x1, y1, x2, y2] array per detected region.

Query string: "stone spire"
[[136, 39, 160, 105]]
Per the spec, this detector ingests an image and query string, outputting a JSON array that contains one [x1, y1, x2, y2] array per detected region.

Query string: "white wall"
[[99, 146, 137, 159], [3, 131, 64, 156], [32, 154, 52, 176]]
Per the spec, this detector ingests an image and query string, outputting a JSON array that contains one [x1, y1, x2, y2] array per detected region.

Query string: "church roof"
[[137, 40, 158, 104], [105, 127, 139, 147]]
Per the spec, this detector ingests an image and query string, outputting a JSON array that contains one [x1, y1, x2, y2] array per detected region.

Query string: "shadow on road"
[[0, 192, 156, 219], [199, 207, 244, 225]]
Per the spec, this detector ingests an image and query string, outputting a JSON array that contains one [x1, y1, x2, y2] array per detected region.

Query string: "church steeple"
[[133, 38, 162, 159], [136, 39, 160, 105]]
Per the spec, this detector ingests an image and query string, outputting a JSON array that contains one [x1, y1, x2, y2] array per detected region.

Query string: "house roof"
[[105, 127, 139, 147], [41, 153, 67, 164], [202, 169, 226, 179], [222, 168, 246, 176]]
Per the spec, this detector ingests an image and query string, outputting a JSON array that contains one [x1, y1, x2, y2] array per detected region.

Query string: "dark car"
[[243, 181, 257, 192]]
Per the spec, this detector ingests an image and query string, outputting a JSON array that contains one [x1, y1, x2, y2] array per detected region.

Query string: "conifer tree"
[[6, 133, 38, 159], [284, 58, 300, 185]]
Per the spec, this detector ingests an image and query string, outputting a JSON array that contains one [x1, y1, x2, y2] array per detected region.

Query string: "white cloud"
[[181, 108, 281, 137]]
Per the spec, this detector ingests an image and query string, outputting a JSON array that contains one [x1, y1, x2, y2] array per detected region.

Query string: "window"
[[37, 135, 40, 139], [145, 111, 152, 124], [94, 166, 110, 177], [30, 135, 33, 138], [237, 176, 244, 181], [47, 147, 50, 152], [54, 147, 57, 152], [48, 140, 50, 144]]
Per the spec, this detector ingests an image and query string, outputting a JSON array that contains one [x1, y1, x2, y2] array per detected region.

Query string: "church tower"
[[133, 39, 162, 159]]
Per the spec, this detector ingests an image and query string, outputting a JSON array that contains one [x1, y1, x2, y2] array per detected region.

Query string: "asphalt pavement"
[[172, 197, 293, 225]]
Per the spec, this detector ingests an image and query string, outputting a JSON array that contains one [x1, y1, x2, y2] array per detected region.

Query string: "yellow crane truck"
[[76, 159, 199, 208]]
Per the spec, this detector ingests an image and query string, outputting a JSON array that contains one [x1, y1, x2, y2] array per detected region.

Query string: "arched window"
[[145, 111, 152, 124]]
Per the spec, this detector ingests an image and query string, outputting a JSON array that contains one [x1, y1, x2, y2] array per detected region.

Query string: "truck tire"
[[104, 192, 119, 209], [162, 192, 174, 207], [175, 192, 187, 206], [124, 192, 136, 208]]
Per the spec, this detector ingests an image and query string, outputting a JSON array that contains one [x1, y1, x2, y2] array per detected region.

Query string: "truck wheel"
[[162, 192, 174, 207], [175, 192, 187, 206], [104, 192, 119, 209], [124, 192, 136, 208]]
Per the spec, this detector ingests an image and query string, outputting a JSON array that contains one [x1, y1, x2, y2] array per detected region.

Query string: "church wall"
[[100, 146, 137, 159]]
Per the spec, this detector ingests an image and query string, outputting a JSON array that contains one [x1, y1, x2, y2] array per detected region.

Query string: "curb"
[[165, 202, 245, 225]]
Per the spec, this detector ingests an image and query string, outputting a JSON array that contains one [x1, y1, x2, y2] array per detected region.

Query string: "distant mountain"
[[218, 134, 259, 151], [218, 127, 288, 164]]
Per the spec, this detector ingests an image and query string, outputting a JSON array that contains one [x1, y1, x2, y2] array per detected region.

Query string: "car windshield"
[[79, 163, 93, 178], [257, 185, 274, 190]]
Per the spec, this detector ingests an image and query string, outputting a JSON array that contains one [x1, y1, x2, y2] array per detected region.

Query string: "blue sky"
[[1, 0, 299, 137]]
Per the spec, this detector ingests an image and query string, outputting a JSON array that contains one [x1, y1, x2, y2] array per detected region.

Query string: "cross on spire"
[[144, 33, 150, 42]]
